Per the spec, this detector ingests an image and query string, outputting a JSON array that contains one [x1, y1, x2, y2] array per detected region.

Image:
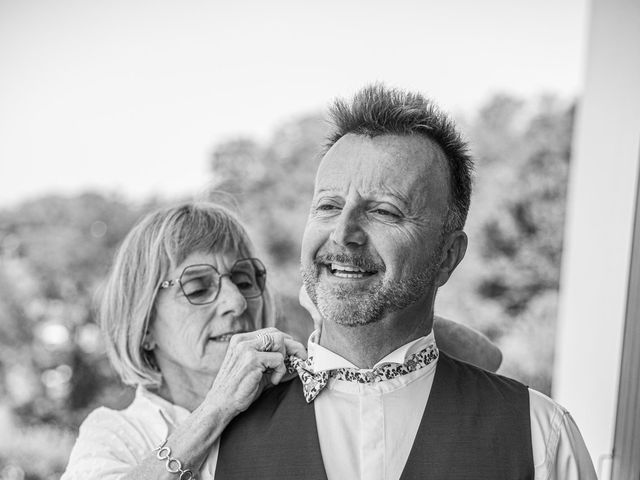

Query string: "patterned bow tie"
[[286, 344, 439, 403]]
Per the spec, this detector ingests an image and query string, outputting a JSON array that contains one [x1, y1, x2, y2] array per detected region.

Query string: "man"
[[215, 85, 596, 479]]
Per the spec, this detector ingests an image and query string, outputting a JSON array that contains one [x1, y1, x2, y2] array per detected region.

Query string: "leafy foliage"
[[0, 194, 160, 426], [440, 94, 574, 393]]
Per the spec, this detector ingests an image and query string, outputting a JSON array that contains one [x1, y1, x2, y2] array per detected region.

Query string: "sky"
[[0, 0, 590, 207]]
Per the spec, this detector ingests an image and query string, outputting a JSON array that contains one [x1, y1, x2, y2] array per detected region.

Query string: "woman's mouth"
[[208, 331, 247, 342]]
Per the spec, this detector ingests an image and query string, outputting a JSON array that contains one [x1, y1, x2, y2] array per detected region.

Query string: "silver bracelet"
[[152, 439, 196, 480]]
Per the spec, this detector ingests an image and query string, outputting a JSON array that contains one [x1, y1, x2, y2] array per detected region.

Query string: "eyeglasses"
[[159, 258, 266, 305]]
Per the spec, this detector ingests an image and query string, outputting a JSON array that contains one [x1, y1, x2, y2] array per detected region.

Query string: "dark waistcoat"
[[216, 352, 534, 480]]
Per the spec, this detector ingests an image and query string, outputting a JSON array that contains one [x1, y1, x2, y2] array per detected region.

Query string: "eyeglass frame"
[[158, 257, 267, 305]]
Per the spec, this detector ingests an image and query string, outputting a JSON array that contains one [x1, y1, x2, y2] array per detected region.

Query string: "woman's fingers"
[[223, 328, 306, 390], [257, 351, 287, 384], [226, 334, 292, 377], [229, 328, 289, 347], [283, 338, 307, 360], [249, 328, 305, 359], [257, 338, 307, 384], [208, 328, 308, 414], [253, 331, 285, 353]]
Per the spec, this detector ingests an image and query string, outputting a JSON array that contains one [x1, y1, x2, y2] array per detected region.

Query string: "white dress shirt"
[[61, 386, 220, 480], [309, 330, 597, 480]]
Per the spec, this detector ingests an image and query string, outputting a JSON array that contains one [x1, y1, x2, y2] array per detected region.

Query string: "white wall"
[[553, 0, 640, 478]]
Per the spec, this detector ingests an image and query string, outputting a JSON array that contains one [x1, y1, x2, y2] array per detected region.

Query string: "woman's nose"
[[216, 276, 247, 317]]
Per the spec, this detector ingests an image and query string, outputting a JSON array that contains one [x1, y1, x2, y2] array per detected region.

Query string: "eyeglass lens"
[[178, 259, 265, 305]]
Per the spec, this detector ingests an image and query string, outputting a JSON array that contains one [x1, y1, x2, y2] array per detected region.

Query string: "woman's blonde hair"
[[99, 201, 275, 388]]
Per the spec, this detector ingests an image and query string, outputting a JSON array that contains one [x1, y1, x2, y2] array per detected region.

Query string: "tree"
[[440, 94, 575, 393], [0, 193, 159, 429]]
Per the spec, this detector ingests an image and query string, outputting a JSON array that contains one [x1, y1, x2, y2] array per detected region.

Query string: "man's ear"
[[435, 230, 467, 287]]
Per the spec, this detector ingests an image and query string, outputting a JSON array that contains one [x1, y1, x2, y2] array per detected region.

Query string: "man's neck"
[[318, 301, 434, 368]]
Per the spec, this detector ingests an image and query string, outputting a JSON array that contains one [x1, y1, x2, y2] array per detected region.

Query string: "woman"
[[62, 201, 500, 479], [62, 201, 306, 480]]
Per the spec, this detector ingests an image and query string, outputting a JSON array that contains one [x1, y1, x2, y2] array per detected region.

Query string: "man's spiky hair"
[[325, 84, 473, 232]]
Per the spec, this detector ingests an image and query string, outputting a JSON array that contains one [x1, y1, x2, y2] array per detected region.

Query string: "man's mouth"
[[329, 263, 377, 279]]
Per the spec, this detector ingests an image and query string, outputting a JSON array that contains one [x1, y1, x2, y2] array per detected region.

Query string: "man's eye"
[[372, 208, 399, 217], [316, 204, 340, 212]]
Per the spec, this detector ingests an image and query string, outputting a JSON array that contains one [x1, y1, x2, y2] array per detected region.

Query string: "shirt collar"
[[307, 329, 436, 373]]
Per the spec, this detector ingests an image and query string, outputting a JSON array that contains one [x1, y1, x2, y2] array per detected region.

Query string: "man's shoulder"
[[528, 386, 567, 412], [528, 387, 572, 434], [440, 351, 528, 389], [436, 352, 531, 417]]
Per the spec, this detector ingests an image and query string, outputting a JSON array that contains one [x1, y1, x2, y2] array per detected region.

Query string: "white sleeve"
[[60, 408, 147, 480], [529, 389, 597, 480]]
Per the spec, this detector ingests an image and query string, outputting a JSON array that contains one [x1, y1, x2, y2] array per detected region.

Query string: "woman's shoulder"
[[62, 397, 165, 479], [79, 391, 165, 443], [75, 392, 166, 455], [78, 405, 136, 437], [81, 405, 126, 426], [75, 405, 144, 452], [61, 407, 141, 479]]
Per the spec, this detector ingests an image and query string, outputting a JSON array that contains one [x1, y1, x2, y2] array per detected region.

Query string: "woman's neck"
[[154, 364, 214, 412]]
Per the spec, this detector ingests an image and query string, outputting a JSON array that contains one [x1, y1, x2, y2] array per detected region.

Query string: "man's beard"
[[301, 248, 442, 327]]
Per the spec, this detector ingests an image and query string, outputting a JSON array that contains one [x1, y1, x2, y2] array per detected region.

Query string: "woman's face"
[[149, 249, 265, 380]]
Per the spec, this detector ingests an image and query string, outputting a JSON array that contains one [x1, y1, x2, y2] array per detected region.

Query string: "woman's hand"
[[205, 327, 307, 416]]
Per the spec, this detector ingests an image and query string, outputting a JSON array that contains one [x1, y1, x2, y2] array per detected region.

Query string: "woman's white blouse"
[[60, 386, 219, 480]]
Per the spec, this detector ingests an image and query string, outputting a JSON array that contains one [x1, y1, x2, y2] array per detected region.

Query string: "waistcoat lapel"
[[400, 352, 534, 480], [216, 378, 328, 480]]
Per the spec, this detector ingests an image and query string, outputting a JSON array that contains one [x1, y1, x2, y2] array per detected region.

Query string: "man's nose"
[[216, 276, 248, 317], [330, 207, 366, 247]]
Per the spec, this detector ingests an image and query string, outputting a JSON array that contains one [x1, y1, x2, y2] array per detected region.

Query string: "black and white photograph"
[[0, 0, 638, 479]]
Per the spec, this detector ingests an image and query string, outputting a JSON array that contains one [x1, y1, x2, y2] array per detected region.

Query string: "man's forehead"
[[314, 133, 449, 198]]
